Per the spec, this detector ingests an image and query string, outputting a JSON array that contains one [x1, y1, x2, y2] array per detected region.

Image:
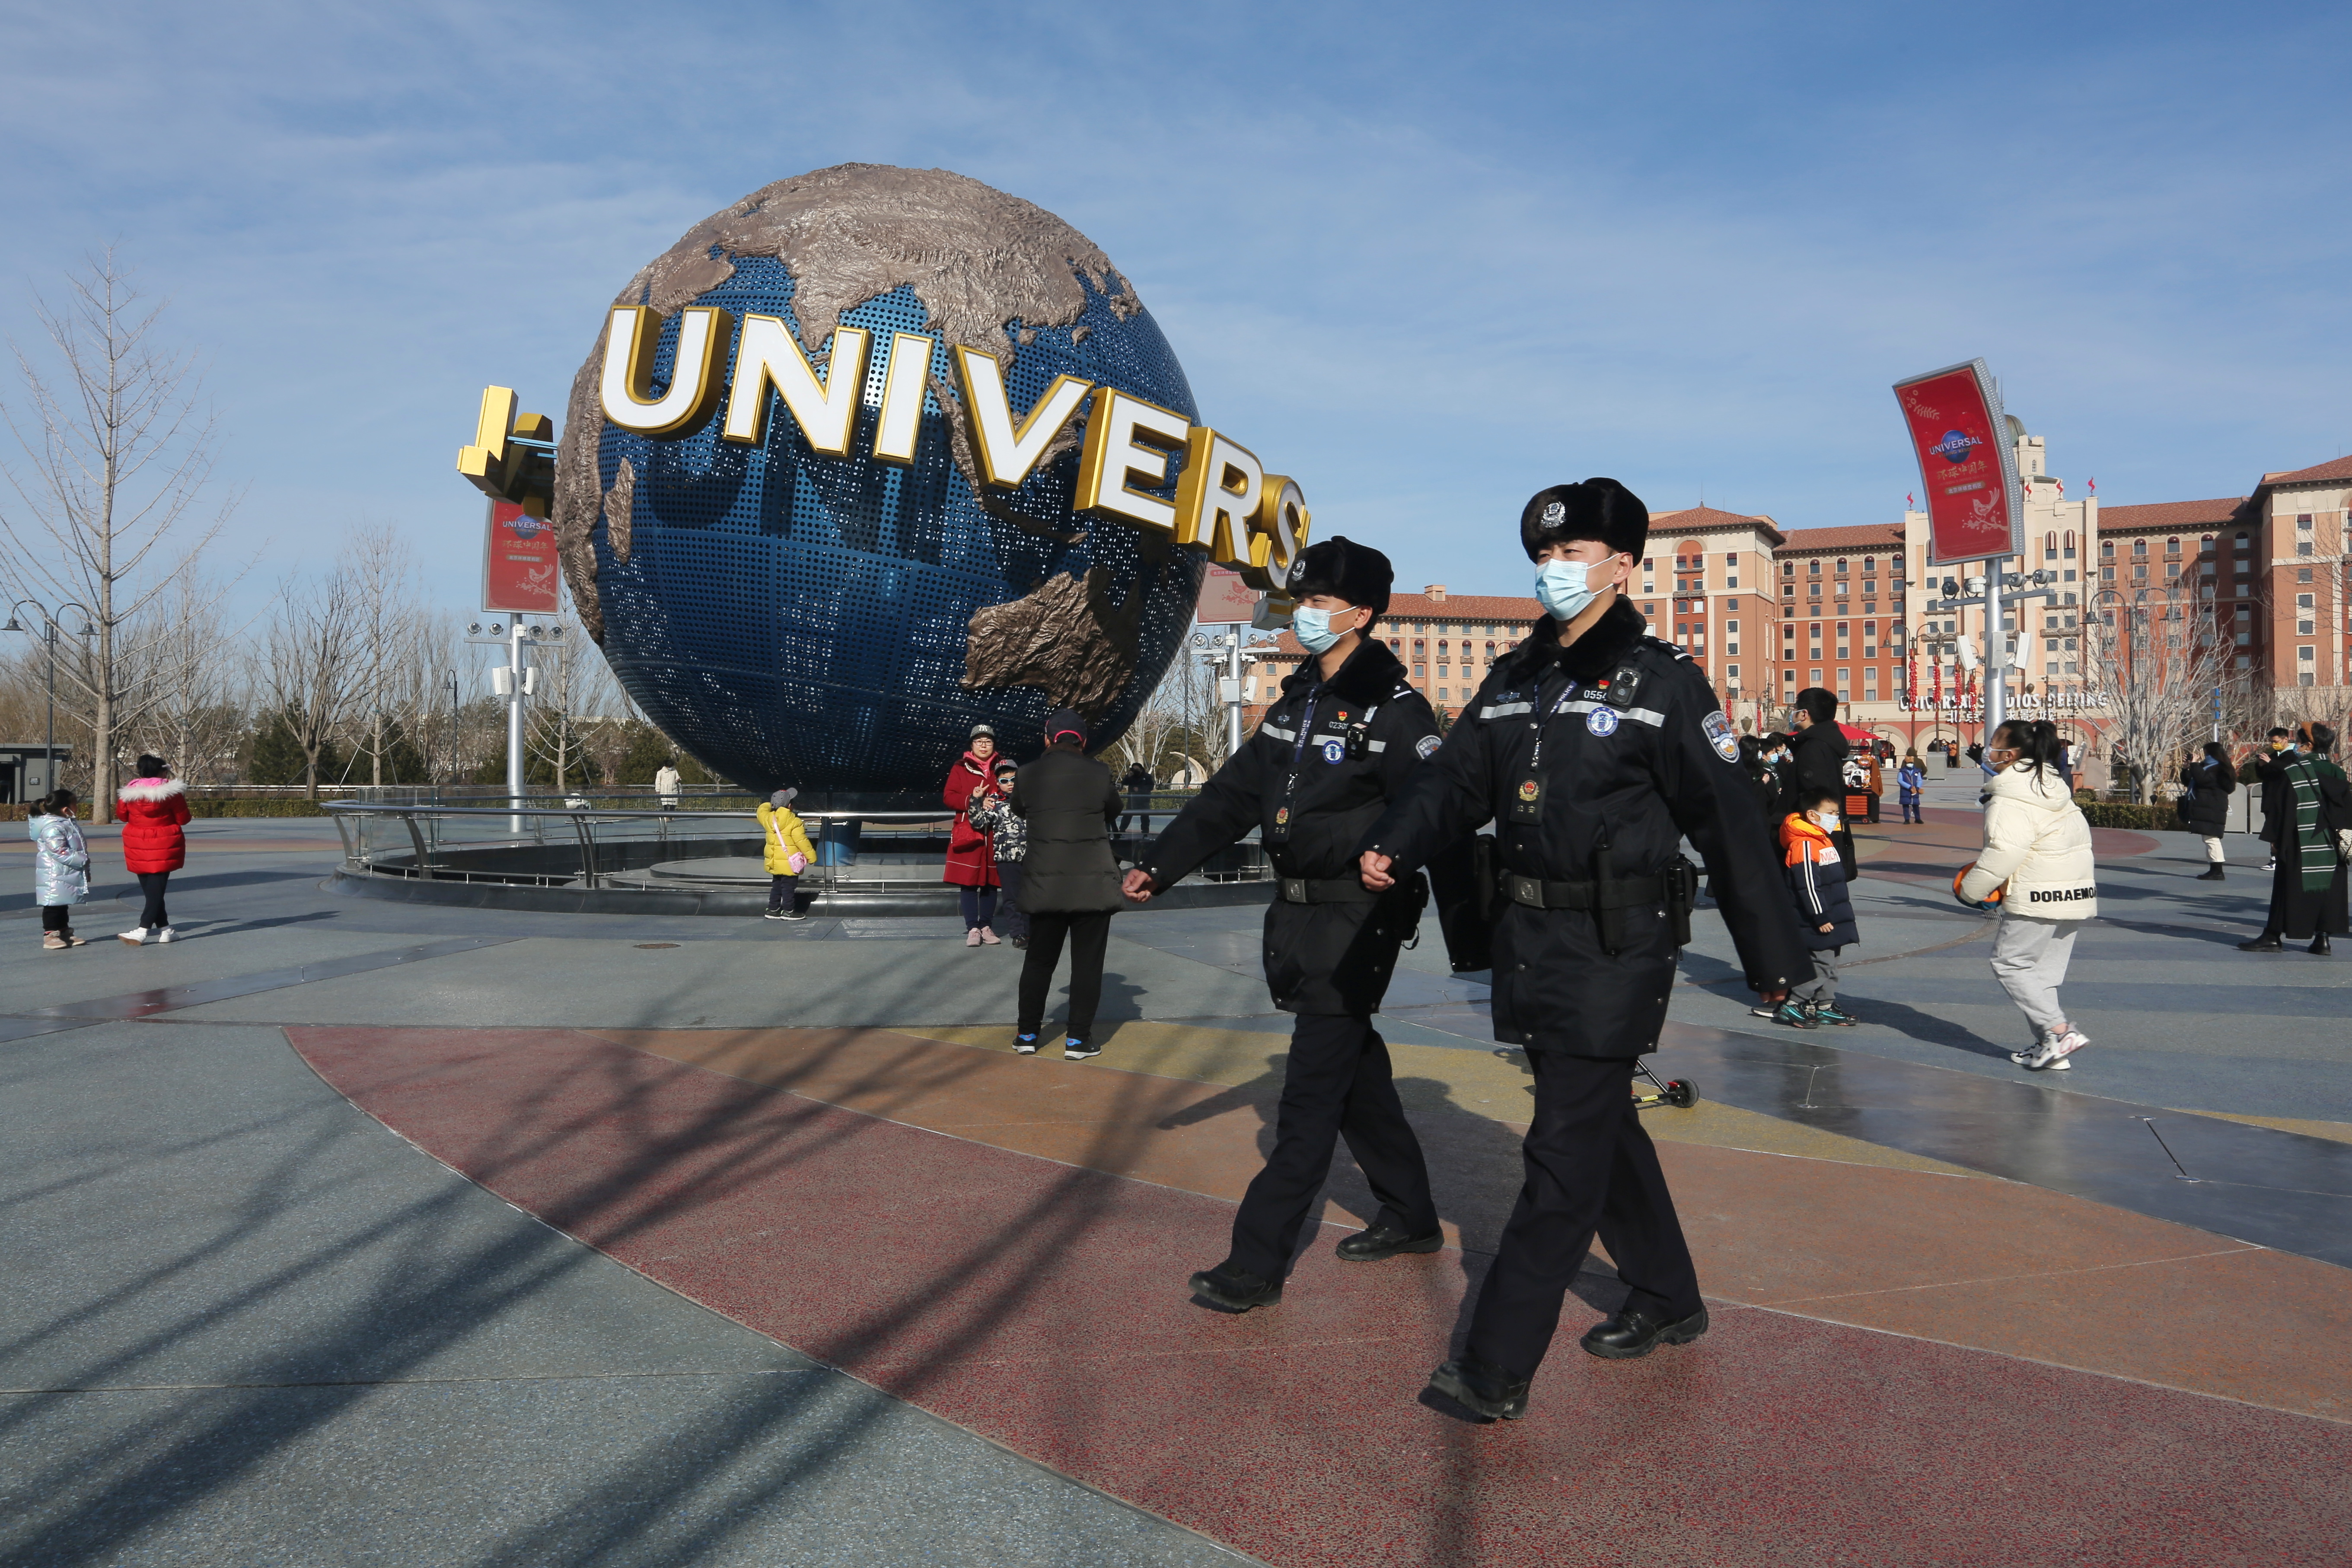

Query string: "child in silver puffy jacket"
[[27, 790, 92, 950]]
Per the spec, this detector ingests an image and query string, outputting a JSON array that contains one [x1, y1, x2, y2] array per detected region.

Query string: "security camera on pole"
[[456, 387, 567, 828]]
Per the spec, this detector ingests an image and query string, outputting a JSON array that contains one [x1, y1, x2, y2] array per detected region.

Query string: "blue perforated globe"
[[551, 167, 1205, 797]]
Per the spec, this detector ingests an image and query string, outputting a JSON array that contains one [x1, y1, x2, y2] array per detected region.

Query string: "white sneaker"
[[117, 927, 149, 947], [2051, 1028, 2089, 1060], [153, 927, 177, 944], [2010, 1033, 2070, 1071]]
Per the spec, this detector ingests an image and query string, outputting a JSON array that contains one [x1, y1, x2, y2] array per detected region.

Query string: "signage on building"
[[1194, 565, 1263, 625], [1893, 358, 2026, 568], [482, 500, 562, 614], [1900, 690, 2105, 714]]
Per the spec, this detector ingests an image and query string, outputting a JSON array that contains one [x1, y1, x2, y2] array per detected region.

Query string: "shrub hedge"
[[2074, 801, 2180, 831]]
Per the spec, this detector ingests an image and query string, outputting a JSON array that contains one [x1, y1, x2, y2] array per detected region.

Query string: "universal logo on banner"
[[1892, 357, 2026, 570]]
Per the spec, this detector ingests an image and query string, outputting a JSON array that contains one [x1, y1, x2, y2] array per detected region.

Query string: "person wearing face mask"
[[1782, 690, 1858, 875], [1775, 786, 1860, 1028], [1358, 479, 1810, 1421], [1128, 536, 1469, 1313]]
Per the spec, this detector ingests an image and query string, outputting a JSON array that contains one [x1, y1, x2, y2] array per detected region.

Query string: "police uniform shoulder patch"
[[1701, 709, 1740, 763], [1416, 734, 1442, 759]]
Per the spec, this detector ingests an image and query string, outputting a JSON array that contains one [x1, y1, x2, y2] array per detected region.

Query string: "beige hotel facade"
[[1239, 429, 2352, 753]]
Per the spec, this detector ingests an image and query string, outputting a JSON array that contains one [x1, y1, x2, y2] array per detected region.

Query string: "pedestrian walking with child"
[[28, 790, 92, 950], [944, 723, 1006, 946], [1957, 720, 2099, 1071]]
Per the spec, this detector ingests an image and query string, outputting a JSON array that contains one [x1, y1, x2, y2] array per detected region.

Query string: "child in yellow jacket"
[[758, 787, 816, 921]]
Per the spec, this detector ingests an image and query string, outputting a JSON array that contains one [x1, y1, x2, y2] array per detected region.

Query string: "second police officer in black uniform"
[[1127, 537, 1472, 1312], [1359, 479, 1811, 1421]]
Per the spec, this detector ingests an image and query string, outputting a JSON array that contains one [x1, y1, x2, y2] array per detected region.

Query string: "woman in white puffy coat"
[[1957, 718, 2098, 1071]]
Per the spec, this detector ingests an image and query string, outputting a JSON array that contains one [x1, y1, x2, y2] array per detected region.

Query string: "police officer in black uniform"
[[1126, 537, 1469, 1311], [1359, 480, 1810, 1420]]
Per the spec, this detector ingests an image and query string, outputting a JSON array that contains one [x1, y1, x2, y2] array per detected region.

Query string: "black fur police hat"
[[1284, 535, 1392, 616], [1520, 478, 1650, 561]]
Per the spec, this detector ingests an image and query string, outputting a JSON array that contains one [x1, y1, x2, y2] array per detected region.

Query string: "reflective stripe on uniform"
[[1479, 701, 1534, 719], [1262, 723, 1295, 741], [1561, 699, 1667, 728]]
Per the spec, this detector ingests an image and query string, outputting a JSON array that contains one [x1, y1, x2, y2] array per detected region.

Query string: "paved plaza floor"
[[3, 768, 2348, 1565]]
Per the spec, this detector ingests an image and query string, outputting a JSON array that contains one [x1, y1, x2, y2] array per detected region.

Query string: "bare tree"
[[121, 569, 247, 785], [0, 251, 238, 819], [2083, 578, 2232, 802], [262, 560, 355, 798], [340, 521, 419, 787]]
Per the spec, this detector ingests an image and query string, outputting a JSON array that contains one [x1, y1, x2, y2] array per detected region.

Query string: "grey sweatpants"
[[1791, 947, 1841, 1003], [1989, 912, 2081, 1037]]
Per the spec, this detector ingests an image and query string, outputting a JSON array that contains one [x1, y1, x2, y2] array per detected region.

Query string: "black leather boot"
[[1426, 1356, 1530, 1421], [1187, 1263, 1281, 1312], [2311, 933, 2333, 956], [2238, 932, 2285, 951], [1581, 1304, 1711, 1359], [2196, 866, 2226, 881], [1335, 1223, 1444, 1262]]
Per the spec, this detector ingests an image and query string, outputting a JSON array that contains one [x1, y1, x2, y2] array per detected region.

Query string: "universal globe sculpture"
[[548, 165, 1206, 794]]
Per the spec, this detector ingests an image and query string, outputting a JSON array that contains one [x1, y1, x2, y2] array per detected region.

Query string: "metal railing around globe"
[[321, 794, 1267, 895]]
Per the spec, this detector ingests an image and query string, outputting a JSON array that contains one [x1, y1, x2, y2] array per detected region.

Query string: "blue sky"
[[3, 0, 2347, 615]]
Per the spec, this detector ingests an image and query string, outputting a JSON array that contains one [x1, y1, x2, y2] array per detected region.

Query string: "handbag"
[[771, 814, 810, 875]]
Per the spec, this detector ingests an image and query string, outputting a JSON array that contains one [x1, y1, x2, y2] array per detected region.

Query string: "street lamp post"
[[5, 599, 97, 802]]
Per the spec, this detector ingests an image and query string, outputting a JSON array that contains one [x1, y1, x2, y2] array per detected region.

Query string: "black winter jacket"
[[1011, 746, 1125, 913], [1141, 637, 1453, 1016], [1366, 599, 1812, 1056], [2177, 756, 2234, 830], [1784, 720, 1859, 870], [1783, 819, 1859, 950]]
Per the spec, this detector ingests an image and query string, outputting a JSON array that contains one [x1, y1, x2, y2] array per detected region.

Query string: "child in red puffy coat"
[[117, 753, 191, 944]]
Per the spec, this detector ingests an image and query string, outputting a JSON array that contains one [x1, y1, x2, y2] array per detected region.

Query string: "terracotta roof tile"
[[2259, 455, 2352, 486], [1648, 506, 1785, 543], [2094, 497, 2246, 534], [1773, 523, 1908, 553]]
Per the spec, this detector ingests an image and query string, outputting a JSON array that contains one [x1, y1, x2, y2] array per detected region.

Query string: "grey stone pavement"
[[0, 766, 2343, 1563]]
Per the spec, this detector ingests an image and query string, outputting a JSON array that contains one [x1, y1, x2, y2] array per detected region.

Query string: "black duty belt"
[[1503, 873, 1667, 911], [1279, 876, 1380, 905]]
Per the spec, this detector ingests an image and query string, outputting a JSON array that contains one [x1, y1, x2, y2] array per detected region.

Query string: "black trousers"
[[1228, 1013, 1438, 1280], [1017, 910, 1112, 1042], [1466, 1052, 1702, 1380], [42, 904, 72, 932], [767, 873, 798, 912], [137, 871, 170, 929]]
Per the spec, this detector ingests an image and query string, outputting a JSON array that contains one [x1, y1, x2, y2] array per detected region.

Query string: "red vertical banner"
[[1893, 359, 2024, 567], [483, 500, 561, 614]]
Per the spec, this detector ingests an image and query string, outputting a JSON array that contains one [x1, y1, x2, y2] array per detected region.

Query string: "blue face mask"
[[1534, 558, 1608, 621], [1292, 604, 1357, 653]]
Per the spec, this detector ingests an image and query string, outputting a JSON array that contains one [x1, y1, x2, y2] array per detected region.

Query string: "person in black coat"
[[2178, 740, 2235, 881], [1010, 710, 1126, 1059], [2239, 723, 2350, 955], [2254, 728, 2299, 871], [1119, 762, 1156, 836], [1784, 691, 1858, 874], [1360, 479, 1811, 1421], [1130, 537, 1465, 1312]]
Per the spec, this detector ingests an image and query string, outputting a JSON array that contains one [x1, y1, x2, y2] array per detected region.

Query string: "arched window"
[[2102, 539, 2115, 558], [2133, 539, 2147, 557], [1835, 558, 1848, 574], [1783, 560, 1794, 577], [1810, 560, 1821, 576], [2165, 536, 2180, 556], [2064, 530, 2075, 551]]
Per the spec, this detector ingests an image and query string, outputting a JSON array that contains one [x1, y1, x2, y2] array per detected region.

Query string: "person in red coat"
[[943, 724, 1005, 946], [118, 753, 191, 945]]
